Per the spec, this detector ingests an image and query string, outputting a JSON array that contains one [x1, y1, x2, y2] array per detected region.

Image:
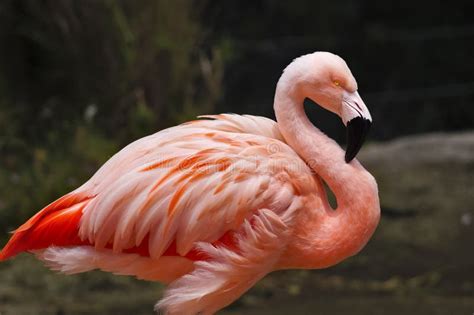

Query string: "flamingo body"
[[1, 52, 380, 314], [1, 114, 310, 263]]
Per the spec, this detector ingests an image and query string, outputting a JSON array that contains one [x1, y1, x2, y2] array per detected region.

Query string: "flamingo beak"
[[341, 91, 372, 163], [345, 117, 371, 162]]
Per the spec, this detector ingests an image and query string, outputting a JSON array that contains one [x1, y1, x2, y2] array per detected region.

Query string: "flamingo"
[[0, 52, 380, 314]]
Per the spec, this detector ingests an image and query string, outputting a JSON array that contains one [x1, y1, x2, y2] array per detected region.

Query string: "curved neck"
[[274, 79, 380, 269], [274, 84, 353, 202]]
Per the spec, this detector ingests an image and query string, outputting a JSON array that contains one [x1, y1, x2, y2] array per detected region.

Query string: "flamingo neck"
[[274, 78, 380, 269]]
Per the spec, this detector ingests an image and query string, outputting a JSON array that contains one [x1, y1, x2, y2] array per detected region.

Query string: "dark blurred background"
[[0, 1, 473, 314]]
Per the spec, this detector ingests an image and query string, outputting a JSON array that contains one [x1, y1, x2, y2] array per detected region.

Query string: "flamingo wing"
[[1, 114, 314, 261]]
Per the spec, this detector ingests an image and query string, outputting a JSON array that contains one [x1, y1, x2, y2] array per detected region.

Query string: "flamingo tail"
[[0, 192, 93, 261]]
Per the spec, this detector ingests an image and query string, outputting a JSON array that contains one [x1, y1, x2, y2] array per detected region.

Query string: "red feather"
[[0, 193, 92, 261]]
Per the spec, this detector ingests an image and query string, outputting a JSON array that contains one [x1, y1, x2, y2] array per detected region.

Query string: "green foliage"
[[0, 0, 224, 139]]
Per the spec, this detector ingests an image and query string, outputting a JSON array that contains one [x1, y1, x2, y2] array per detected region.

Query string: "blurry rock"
[[354, 132, 474, 280]]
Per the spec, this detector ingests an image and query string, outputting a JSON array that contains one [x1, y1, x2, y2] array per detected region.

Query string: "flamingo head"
[[288, 51, 373, 162]]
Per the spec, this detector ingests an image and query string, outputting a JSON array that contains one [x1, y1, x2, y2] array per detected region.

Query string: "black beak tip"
[[345, 117, 371, 163], [345, 151, 355, 163]]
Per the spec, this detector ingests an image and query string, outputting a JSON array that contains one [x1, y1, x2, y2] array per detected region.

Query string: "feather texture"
[[1, 114, 316, 263], [75, 114, 314, 258]]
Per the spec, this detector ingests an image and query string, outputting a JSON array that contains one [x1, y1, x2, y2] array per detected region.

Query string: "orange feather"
[[0, 193, 92, 261]]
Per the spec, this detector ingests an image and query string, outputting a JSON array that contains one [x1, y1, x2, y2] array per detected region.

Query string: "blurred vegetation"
[[0, 0, 473, 314]]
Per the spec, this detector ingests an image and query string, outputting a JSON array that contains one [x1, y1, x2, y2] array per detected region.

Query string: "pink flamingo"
[[0, 52, 380, 314]]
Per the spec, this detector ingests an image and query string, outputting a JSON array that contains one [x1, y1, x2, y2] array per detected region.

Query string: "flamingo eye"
[[333, 80, 341, 87]]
